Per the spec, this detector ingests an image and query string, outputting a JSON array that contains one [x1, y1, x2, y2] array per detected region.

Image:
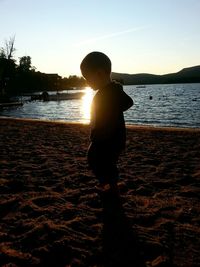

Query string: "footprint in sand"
[[32, 196, 65, 207]]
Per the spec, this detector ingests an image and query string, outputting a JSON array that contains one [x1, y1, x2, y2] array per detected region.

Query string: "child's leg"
[[95, 150, 120, 193], [87, 142, 105, 184], [87, 142, 120, 191]]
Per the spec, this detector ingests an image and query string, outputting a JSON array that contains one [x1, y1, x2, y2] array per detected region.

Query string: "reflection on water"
[[81, 87, 94, 122], [0, 87, 95, 124]]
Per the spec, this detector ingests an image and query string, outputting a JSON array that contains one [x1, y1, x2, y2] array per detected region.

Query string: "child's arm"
[[90, 87, 133, 142], [120, 90, 133, 111]]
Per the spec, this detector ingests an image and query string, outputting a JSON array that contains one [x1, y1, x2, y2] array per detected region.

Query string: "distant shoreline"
[[112, 65, 200, 85]]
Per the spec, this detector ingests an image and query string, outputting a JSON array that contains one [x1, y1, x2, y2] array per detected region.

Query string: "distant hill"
[[111, 65, 200, 85]]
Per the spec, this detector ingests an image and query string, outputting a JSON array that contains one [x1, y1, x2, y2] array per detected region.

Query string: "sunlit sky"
[[0, 0, 200, 77]]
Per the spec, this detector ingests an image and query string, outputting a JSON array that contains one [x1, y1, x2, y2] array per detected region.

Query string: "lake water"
[[1, 83, 200, 128]]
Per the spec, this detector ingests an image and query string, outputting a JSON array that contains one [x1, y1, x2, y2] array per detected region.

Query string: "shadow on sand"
[[100, 190, 146, 267]]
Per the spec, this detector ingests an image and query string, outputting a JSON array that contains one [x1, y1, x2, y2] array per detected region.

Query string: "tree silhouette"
[[0, 36, 17, 97], [0, 48, 6, 59], [0, 36, 87, 98], [0, 36, 16, 60], [6, 36, 16, 60], [19, 56, 32, 72]]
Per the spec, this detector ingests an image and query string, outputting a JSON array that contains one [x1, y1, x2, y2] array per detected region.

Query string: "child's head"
[[80, 51, 112, 90]]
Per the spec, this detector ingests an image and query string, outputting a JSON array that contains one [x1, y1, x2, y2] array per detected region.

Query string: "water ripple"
[[1, 84, 200, 128]]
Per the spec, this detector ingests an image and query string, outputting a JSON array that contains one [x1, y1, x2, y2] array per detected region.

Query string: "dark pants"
[[87, 142, 120, 185]]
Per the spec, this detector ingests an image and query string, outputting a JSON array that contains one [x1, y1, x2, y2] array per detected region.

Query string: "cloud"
[[75, 25, 149, 47]]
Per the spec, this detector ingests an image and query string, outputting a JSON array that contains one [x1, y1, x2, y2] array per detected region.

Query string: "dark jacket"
[[90, 81, 133, 151]]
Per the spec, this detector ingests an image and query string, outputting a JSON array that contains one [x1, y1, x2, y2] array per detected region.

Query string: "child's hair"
[[80, 51, 111, 75]]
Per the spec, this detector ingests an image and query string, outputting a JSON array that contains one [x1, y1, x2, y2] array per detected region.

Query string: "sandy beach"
[[0, 118, 200, 267]]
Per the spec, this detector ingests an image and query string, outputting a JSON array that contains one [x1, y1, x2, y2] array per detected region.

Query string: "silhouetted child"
[[80, 52, 133, 192]]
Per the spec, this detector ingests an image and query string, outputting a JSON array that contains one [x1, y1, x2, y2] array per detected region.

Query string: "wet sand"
[[0, 118, 200, 267]]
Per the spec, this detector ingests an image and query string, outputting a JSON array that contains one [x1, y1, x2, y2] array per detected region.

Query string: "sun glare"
[[81, 87, 94, 123]]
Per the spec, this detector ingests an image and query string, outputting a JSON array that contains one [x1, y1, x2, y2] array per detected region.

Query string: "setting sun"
[[81, 87, 94, 122]]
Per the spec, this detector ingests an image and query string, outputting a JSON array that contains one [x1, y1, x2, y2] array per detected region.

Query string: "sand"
[[0, 118, 200, 267]]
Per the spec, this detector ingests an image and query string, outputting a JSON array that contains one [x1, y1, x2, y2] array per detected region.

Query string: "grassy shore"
[[0, 118, 200, 266]]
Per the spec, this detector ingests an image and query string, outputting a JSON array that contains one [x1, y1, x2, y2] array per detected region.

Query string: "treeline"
[[0, 37, 86, 101]]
